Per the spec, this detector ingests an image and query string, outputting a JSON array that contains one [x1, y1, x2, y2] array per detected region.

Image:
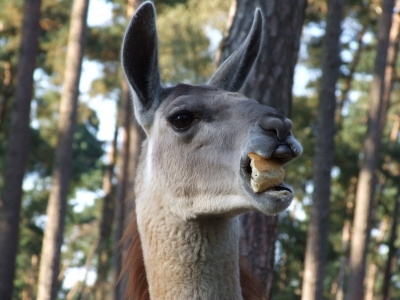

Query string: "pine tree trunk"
[[112, 80, 132, 300], [364, 264, 378, 300], [335, 177, 357, 300], [217, 0, 306, 296], [364, 218, 388, 300], [348, 1, 395, 298], [381, 186, 400, 300], [380, 17, 400, 300], [94, 125, 118, 300], [118, 120, 145, 296], [36, 0, 89, 298], [301, 1, 343, 299], [0, 61, 12, 130], [0, 0, 41, 298], [381, 0, 400, 126], [22, 254, 39, 300], [66, 235, 99, 300]]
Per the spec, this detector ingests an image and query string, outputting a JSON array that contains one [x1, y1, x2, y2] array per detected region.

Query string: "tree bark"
[[118, 119, 145, 296], [112, 80, 132, 300], [239, 212, 277, 296], [364, 264, 378, 300], [66, 235, 99, 300], [381, 185, 400, 300], [36, 0, 89, 298], [335, 177, 357, 300], [380, 17, 400, 300], [348, 1, 396, 298], [364, 218, 388, 300], [22, 254, 39, 300], [217, 0, 306, 296], [381, 0, 400, 128], [94, 125, 118, 300], [0, 61, 12, 130], [301, 1, 343, 299], [0, 0, 41, 298]]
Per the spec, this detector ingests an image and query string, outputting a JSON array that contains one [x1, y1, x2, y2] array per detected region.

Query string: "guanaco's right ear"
[[208, 9, 263, 92], [121, 1, 163, 129]]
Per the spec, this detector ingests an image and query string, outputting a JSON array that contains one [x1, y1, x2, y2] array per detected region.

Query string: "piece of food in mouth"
[[248, 153, 285, 193]]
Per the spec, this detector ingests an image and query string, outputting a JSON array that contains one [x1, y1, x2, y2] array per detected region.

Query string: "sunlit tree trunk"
[[112, 80, 132, 300], [0, 0, 41, 298], [377, 4, 400, 299], [66, 235, 99, 300], [22, 254, 39, 300], [364, 218, 388, 300], [348, 1, 395, 298], [36, 0, 90, 298], [381, 185, 400, 300], [0, 61, 12, 130], [119, 118, 145, 289], [95, 125, 118, 300], [217, 0, 306, 296], [380, 13, 400, 299], [335, 177, 356, 300], [301, 1, 343, 299], [364, 264, 378, 300]]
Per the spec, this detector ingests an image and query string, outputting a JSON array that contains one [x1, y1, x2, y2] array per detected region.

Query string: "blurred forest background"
[[0, 0, 400, 299]]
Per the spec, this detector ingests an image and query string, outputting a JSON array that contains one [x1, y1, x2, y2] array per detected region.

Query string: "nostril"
[[259, 118, 291, 141], [272, 144, 293, 160]]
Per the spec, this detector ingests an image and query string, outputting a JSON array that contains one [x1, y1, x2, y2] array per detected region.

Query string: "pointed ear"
[[121, 1, 163, 128], [208, 9, 263, 92]]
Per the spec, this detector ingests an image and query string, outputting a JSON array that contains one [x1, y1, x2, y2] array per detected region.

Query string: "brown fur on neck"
[[121, 211, 265, 300]]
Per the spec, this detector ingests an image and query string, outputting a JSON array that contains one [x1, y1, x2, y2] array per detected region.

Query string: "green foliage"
[[156, 0, 229, 84], [35, 0, 72, 85], [86, 26, 124, 62]]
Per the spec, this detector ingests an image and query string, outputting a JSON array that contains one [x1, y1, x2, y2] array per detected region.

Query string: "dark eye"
[[171, 112, 194, 130]]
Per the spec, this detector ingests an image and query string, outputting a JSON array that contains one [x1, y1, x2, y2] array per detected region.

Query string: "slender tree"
[[94, 124, 118, 300], [36, 0, 90, 298], [348, 0, 396, 299], [217, 0, 307, 296], [364, 217, 388, 300], [0, 61, 12, 130], [381, 185, 400, 300], [0, 0, 42, 298], [301, 1, 343, 299], [112, 80, 132, 300], [65, 233, 99, 300], [335, 177, 357, 300]]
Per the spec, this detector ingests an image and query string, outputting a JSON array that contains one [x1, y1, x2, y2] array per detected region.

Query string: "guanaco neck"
[[136, 202, 243, 300]]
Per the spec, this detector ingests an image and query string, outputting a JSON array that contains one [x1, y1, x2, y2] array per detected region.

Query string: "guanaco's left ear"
[[121, 1, 163, 129], [208, 9, 263, 92]]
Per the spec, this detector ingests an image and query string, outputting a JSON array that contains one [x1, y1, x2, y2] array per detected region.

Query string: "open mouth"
[[262, 184, 291, 193], [240, 154, 293, 214]]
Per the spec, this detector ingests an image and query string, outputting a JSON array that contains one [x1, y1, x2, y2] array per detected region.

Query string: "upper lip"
[[271, 144, 294, 162]]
